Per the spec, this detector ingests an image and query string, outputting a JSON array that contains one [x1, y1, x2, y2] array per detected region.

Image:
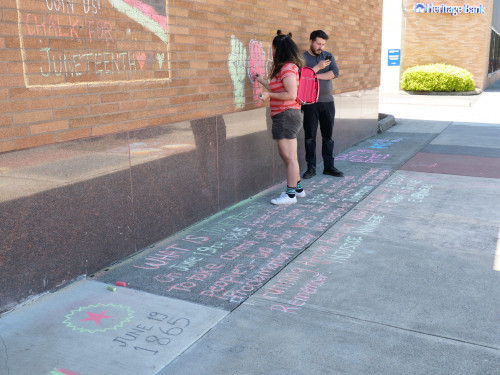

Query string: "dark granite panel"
[[128, 119, 221, 250], [422, 144, 500, 158], [333, 118, 379, 156], [218, 110, 275, 207], [0, 169, 135, 312], [400, 152, 500, 178]]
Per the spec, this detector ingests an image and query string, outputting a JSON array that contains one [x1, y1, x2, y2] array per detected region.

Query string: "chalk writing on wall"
[[247, 39, 267, 105], [228, 36, 272, 108], [228, 35, 247, 109], [16, 0, 170, 87], [63, 303, 134, 333]]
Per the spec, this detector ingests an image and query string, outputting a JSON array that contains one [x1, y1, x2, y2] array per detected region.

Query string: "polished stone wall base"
[[0, 88, 378, 313]]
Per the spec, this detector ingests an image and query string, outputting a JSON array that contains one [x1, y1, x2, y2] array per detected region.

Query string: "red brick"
[[0, 125, 29, 140], [57, 128, 92, 142], [69, 116, 101, 128], [0, 115, 11, 127], [92, 123, 123, 136], [53, 107, 88, 120], [30, 120, 68, 135], [13, 110, 53, 125], [17, 133, 57, 149], [0, 140, 16, 154]]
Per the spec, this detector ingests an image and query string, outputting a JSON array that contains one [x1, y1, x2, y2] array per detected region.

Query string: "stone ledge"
[[402, 88, 482, 96], [378, 113, 396, 133]]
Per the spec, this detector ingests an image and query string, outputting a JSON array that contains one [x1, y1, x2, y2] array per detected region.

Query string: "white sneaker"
[[295, 190, 306, 198], [271, 192, 297, 205]]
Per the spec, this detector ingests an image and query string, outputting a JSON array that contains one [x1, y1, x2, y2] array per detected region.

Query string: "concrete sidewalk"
[[1, 86, 499, 375]]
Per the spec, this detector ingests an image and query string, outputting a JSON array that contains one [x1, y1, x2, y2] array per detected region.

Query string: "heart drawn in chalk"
[[157, 53, 165, 69], [136, 52, 147, 70]]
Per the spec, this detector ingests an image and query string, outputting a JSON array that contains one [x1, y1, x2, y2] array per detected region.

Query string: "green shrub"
[[401, 63, 475, 92]]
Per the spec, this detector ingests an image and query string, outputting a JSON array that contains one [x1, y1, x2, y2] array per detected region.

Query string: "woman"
[[256, 30, 305, 205]]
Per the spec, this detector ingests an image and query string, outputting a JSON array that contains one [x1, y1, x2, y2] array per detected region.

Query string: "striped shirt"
[[269, 63, 300, 117]]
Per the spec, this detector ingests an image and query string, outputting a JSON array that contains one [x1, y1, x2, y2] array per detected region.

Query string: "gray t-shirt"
[[302, 51, 339, 102]]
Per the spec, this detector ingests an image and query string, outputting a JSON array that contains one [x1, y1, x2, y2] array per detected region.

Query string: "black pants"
[[302, 101, 335, 170]]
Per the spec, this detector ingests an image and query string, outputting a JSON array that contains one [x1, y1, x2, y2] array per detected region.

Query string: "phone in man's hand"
[[325, 55, 332, 61]]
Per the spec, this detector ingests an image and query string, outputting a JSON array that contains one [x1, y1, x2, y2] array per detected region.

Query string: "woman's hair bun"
[[276, 30, 292, 38]]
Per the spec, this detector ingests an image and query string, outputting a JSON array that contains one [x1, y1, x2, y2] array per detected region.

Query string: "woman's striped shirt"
[[269, 63, 300, 117]]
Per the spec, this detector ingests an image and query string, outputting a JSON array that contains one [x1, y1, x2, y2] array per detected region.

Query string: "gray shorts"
[[271, 109, 303, 140]]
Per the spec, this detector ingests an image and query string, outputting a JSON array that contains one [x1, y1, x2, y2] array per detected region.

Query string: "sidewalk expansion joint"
[[0, 334, 10, 375], [269, 302, 500, 352]]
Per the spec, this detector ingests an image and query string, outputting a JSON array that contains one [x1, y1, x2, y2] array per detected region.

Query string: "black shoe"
[[323, 166, 344, 177], [302, 168, 316, 179]]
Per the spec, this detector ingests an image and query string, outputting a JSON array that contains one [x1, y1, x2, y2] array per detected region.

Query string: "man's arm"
[[317, 71, 336, 80], [312, 54, 339, 80]]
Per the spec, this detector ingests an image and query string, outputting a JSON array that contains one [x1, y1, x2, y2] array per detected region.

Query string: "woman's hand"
[[259, 92, 270, 101], [255, 73, 265, 84]]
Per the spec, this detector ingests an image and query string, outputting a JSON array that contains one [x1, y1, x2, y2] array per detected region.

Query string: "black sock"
[[286, 186, 296, 198], [296, 180, 303, 193]]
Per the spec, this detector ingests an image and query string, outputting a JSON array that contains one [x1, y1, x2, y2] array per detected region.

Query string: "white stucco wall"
[[379, 0, 404, 92]]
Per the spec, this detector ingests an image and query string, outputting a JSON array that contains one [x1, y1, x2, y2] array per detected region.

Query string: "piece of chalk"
[[107, 286, 116, 292], [116, 281, 127, 287]]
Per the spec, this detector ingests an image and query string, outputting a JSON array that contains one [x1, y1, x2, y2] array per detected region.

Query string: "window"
[[489, 28, 500, 74]]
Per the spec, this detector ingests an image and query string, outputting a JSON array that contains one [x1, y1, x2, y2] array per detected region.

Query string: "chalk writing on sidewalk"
[[92, 168, 395, 310], [261, 173, 434, 314], [49, 369, 82, 375], [63, 303, 134, 333], [112, 311, 190, 356], [336, 149, 391, 163], [367, 138, 404, 149]]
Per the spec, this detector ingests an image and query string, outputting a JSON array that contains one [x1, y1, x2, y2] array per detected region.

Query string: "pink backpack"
[[296, 67, 319, 105]]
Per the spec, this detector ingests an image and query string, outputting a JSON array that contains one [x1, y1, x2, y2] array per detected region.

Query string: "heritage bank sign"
[[414, 3, 485, 16]]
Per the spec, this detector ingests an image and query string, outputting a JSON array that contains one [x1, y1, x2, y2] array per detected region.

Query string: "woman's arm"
[[260, 75, 297, 101], [255, 73, 271, 91]]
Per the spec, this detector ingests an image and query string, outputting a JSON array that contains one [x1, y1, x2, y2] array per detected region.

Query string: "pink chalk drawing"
[[49, 369, 82, 375], [108, 0, 168, 43], [136, 52, 147, 69], [247, 40, 267, 104], [336, 149, 390, 163], [79, 310, 114, 325], [64, 303, 134, 334]]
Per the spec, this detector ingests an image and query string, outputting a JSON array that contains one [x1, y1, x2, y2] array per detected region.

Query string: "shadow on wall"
[[0, 98, 378, 313]]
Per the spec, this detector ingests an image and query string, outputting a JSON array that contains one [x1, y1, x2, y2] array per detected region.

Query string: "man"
[[302, 30, 344, 179]]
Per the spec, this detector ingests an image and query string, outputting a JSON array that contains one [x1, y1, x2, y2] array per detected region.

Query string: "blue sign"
[[388, 49, 400, 66]]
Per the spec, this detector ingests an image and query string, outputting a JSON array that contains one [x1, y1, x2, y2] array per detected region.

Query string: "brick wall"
[[0, 0, 382, 154], [403, 0, 494, 89]]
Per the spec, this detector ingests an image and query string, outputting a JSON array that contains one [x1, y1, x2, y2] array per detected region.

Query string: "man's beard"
[[310, 47, 322, 56]]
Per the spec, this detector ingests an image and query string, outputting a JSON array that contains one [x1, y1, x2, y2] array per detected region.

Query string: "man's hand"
[[314, 60, 330, 72]]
